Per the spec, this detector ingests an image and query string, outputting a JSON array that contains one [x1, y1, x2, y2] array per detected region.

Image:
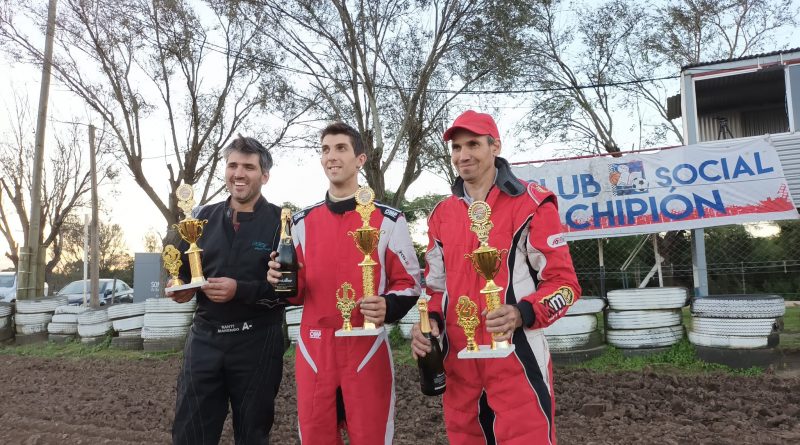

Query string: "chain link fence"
[[569, 219, 800, 300]]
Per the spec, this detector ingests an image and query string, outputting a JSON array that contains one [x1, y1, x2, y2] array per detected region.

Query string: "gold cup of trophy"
[[336, 185, 384, 336], [458, 201, 515, 359], [164, 184, 209, 293]]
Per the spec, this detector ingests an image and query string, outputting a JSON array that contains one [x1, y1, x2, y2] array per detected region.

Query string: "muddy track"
[[0, 355, 798, 444]]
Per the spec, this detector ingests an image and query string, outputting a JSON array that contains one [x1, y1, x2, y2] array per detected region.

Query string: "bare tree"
[[253, 0, 529, 205], [0, 0, 311, 245], [518, 0, 650, 155], [59, 215, 130, 272], [0, 91, 115, 277], [617, 0, 800, 145]]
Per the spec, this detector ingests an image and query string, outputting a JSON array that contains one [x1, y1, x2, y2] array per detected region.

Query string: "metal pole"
[[89, 125, 100, 308], [18, 0, 58, 300], [597, 238, 606, 299], [83, 214, 89, 306]]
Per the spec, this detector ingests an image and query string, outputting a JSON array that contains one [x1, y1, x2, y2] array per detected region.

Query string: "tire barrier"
[[285, 306, 303, 344], [688, 295, 783, 368], [399, 306, 421, 339], [0, 302, 12, 343], [604, 288, 688, 352], [607, 325, 685, 349], [691, 294, 785, 319], [112, 315, 144, 332], [545, 296, 606, 362], [76, 308, 111, 340], [107, 302, 145, 320], [607, 287, 687, 310], [46, 305, 84, 343], [141, 298, 196, 352], [107, 303, 146, 349], [15, 297, 68, 345], [606, 309, 682, 330]]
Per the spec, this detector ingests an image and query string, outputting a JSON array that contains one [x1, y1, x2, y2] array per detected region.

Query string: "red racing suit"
[[288, 195, 421, 444], [425, 157, 581, 445]]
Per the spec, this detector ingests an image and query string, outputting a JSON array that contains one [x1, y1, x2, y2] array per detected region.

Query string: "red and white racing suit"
[[425, 157, 581, 445], [289, 195, 421, 444]]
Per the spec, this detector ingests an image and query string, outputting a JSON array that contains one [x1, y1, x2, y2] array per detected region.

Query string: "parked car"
[[0, 271, 49, 303], [58, 279, 134, 306]]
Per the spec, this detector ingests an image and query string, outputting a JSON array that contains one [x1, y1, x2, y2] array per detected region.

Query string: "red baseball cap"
[[443, 110, 500, 141]]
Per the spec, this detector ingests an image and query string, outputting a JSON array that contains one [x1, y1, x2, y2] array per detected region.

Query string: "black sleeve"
[[382, 293, 418, 324]]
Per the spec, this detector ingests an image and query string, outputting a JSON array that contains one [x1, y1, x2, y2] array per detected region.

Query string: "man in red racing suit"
[[270, 122, 421, 444], [411, 110, 581, 445]]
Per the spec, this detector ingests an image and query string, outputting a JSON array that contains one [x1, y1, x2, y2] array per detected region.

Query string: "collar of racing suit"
[[325, 192, 356, 214], [451, 156, 525, 198]]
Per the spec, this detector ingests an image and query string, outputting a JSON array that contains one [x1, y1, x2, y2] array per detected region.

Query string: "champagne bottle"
[[417, 298, 446, 396], [274, 208, 298, 297]]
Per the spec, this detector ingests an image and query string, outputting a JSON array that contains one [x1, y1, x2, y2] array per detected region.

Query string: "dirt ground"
[[0, 353, 798, 444]]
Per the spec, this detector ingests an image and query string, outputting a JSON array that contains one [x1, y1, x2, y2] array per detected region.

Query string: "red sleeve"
[[518, 199, 581, 329]]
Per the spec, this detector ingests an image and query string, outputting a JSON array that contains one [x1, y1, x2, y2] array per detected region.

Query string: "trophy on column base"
[[336, 185, 385, 337], [334, 282, 383, 336], [164, 184, 208, 293], [457, 201, 515, 359]]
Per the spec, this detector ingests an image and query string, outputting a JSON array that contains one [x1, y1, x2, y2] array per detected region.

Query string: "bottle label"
[[433, 373, 446, 390], [275, 271, 297, 292]]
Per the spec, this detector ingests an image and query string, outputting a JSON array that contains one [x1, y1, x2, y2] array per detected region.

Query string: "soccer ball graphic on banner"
[[632, 177, 649, 193]]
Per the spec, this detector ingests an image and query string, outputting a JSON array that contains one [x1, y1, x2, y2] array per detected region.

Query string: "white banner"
[[512, 138, 799, 240]]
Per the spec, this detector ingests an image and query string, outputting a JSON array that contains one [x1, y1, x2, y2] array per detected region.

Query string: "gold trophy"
[[336, 185, 384, 336], [164, 184, 208, 292], [336, 282, 357, 331], [456, 296, 480, 352], [162, 245, 184, 287], [458, 200, 516, 359]]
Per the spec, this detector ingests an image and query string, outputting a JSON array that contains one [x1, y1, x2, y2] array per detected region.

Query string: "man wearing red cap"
[[411, 110, 581, 444]]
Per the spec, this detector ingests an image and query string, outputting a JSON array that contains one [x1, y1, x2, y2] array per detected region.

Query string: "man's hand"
[[165, 279, 194, 303], [267, 250, 303, 285], [410, 318, 440, 360], [484, 304, 523, 343], [202, 277, 237, 303], [266, 251, 281, 285], [359, 295, 386, 325]]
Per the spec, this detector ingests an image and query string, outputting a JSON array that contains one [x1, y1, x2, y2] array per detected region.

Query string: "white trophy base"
[[457, 344, 516, 359], [335, 326, 386, 337], [165, 280, 207, 293]]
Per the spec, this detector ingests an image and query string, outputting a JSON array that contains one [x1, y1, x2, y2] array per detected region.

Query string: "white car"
[[58, 279, 134, 306], [0, 272, 49, 303]]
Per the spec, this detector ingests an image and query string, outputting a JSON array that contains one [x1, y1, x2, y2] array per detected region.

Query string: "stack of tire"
[[605, 287, 687, 355], [16, 296, 68, 345], [0, 302, 13, 344], [77, 308, 112, 346], [142, 297, 196, 352], [398, 306, 420, 339], [689, 294, 785, 368], [544, 295, 606, 364], [107, 302, 146, 350], [285, 306, 302, 344], [47, 305, 86, 343]]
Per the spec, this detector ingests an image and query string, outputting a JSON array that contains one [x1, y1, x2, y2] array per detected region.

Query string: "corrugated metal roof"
[[682, 47, 800, 70]]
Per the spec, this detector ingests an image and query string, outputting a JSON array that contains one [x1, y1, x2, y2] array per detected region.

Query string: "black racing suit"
[[172, 195, 287, 445]]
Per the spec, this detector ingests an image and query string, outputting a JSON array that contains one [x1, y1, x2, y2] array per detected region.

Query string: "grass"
[[0, 335, 181, 360], [573, 338, 764, 376]]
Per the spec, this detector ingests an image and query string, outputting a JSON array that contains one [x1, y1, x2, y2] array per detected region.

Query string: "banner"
[[512, 138, 799, 240]]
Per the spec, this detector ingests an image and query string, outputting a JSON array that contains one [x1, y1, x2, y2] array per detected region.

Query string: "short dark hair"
[[223, 135, 273, 172], [320, 122, 365, 157]]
